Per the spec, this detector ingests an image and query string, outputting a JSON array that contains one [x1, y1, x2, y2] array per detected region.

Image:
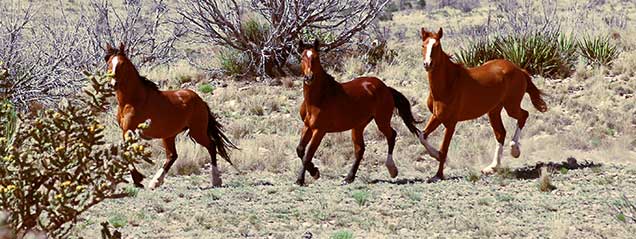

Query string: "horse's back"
[[341, 76, 391, 98], [468, 59, 527, 87]]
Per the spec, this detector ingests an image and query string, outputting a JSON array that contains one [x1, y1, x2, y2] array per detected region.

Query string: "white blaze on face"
[[110, 57, 120, 86], [424, 38, 436, 65], [305, 49, 313, 58]]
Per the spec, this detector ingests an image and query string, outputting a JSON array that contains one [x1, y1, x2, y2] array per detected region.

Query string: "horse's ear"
[[437, 27, 444, 39], [313, 39, 320, 51], [421, 28, 429, 40], [118, 42, 126, 55], [104, 43, 113, 62]]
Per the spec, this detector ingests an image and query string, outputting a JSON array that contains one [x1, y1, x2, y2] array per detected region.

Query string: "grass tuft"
[[108, 214, 128, 228], [352, 190, 370, 206], [331, 230, 354, 239], [198, 83, 215, 94], [539, 167, 557, 192]]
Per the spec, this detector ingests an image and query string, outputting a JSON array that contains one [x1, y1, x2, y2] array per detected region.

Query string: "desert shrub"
[[361, 40, 398, 69], [180, 0, 389, 77], [241, 17, 270, 46], [351, 190, 370, 206], [438, 0, 480, 12], [578, 35, 620, 66], [456, 30, 577, 78], [331, 230, 354, 239], [0, 71, 152, 237], [217, 48, 251, 76], [198, 83, 215, 94], [417, 0, 427, 9]]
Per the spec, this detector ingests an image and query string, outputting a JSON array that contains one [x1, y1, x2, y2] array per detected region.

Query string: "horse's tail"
[[389, 87, 422, 136], [523, 72, 548, 113], [204, 103, 239, 166]]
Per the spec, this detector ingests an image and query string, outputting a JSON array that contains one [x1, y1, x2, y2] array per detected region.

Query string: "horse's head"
[[299, 39, 321, 85], [104, 43, 134, 89], [420, 27, 444, 72]]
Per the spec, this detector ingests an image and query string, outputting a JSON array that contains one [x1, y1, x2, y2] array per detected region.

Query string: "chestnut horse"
[[296, 40, 421, 186], [418, 28, 548, 182], [104, 43, 237, 189]]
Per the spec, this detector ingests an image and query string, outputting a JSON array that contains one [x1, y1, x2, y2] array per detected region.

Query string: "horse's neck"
[[303, 69, 340, 104], [116, 77, 148, 107], [428, 52, 460, 101]]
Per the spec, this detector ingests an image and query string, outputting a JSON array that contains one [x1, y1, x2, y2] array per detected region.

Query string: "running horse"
[[295, 39, 421, 186], [417, 28, 548, 182], [104, 43, 237, 189]]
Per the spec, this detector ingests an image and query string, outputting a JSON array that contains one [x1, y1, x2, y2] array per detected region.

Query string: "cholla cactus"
[[0, 71, 152, 238]]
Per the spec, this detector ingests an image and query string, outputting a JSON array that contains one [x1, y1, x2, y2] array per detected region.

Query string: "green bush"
[[241, 17, 269, 45], [578, 35, 620, 66], [198, 83, 215, 94], [0, 71, 152, 237], [456, 30, 577, 78], [331, 230, 354, 239], [217, 48, 250, 76]]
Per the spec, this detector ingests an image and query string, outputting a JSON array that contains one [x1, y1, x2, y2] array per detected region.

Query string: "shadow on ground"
[[368, 157, 601, 184], [509, 157, 601, 180]]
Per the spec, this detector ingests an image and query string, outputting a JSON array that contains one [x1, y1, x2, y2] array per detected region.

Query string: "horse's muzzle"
[[423, 62, 433, 71], [303, 75, 313, 85]]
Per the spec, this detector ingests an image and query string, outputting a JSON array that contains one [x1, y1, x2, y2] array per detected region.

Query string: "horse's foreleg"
[[120, 111, 146, 187], [420, 116, 442, 160], [429, 122, 456, 183], [296, 129, 325, 186], [343, 126, 366, 185], [482, 109, 506, 175], [149, 136, 177, 189], [296, 126, 319, 177]]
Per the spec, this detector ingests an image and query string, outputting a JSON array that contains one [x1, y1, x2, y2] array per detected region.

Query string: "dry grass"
[[64, 0, 636, 237]]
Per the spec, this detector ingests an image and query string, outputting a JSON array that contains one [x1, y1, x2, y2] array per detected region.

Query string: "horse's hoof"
[[341, 177, 354, 185], [295, 179, 306, 186], [211, 178, 223, 187], [427, 175, 444, 183], [385, 161, 398, 178], [510, 145, 521, 158], [481, 167, 497, 175], [148, 179, 162, 190], [310, 168, 320, 180]]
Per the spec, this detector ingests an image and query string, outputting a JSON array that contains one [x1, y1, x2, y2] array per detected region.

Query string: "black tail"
[[524, 73, 548, 113], [389, 87, 422, 136], [205, 103, 238, 165]]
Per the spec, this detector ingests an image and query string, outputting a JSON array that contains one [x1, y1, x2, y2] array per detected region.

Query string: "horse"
[[295, 39, 421, 186], [104, 43, 237, 189], [418, 28, 548, 182]]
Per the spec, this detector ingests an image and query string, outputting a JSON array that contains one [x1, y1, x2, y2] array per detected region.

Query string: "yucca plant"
[[578, 35, 620, 66], [455, 39, 500, 67], [456, 30, 577, 78]]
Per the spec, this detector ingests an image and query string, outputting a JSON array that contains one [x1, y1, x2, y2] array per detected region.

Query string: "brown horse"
[[296, 39, 421, 186], [104, 43, 237, 189], [418, 28, 548, 182]]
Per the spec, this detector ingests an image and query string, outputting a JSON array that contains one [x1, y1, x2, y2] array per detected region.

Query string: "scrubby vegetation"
[[0, 71, 152, 237]]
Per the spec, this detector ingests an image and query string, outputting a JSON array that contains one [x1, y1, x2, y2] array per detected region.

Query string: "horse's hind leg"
[[190, 128, 223, 187], [149, 136, 178, 189], [375, 118, 399, 178], [505, 102, 529, 158], [482, 106, 506, 175], [343, 125, 367, 185]]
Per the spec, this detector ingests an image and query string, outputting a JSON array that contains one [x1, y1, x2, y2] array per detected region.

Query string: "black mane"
[[139, 76, 159, 91]]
